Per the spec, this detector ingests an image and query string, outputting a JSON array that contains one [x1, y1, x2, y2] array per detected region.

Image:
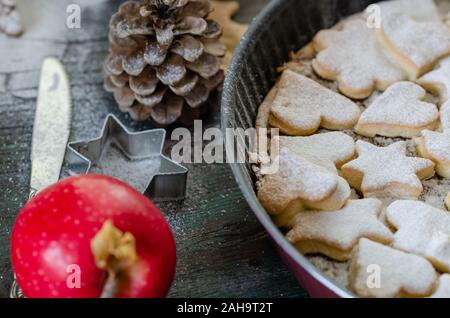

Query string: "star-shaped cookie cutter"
[[67, 114, 188, 202]]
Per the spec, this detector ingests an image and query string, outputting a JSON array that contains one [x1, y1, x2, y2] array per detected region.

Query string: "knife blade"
[[10, 58, 72, 298], [30, 57, 71, 193]]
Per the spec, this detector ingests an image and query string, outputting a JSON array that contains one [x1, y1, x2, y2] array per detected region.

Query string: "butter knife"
[[10, 57, 72, 298], [30, 57, 72, 194]]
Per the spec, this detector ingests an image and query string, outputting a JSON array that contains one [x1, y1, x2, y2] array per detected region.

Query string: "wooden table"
[[0, 0, 308, 298]]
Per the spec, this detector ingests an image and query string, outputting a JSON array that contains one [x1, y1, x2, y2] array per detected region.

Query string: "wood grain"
[[0, 0, 308, 298]]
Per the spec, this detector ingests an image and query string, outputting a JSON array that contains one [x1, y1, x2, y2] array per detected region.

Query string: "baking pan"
[[221, 0, 381, 298]]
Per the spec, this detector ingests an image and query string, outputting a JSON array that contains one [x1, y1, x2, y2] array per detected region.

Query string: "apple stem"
[[91, 220, 138, 299], [100, 271, 119, 298]]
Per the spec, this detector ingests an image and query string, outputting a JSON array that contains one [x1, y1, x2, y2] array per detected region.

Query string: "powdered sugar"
[[269, 70, 360, 135], [356, 82, 439, 137], [379, 13, 450, 77], [350, 238, 437, 298], [342, 141, 435, 198], [313, 19, 406, 99], [421, 178, 450, 209], [258, 149, 339, 216], [276, 132, 355, 173], [416, 129, 450, 178], [422, 130, 450, 161], [418, 56, 450, 104], [386, 200, 450, 272], [430, 274, 450, 297], [373, 0, 441, 22], [442, 101, 450, 129], [286, 199, 393, 260], [254, 1, 450, 296], [88, 141, 161, 193]]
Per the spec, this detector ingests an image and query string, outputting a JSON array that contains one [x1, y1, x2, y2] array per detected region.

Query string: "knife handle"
[[9, 188, 39, 298], [10, 279, 23, 298], [29, 188, 38, 200]]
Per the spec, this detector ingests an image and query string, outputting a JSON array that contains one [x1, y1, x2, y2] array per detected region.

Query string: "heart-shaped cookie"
[[269, 70, 360, 136], [355, 82, 439, 138], [350, 238, 437, 298]]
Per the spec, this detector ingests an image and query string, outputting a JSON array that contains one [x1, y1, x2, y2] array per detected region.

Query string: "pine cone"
[[0, 0, 23, 36], [104, 0, 226, 126]]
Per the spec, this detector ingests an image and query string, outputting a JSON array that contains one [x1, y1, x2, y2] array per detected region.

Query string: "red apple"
[[11, 175, 176, 298]]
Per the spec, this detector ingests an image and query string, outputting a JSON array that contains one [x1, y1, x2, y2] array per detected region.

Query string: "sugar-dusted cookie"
[[377, 13, 450, 79], [286, 200, 393, 261], [341, 141, 435, 199], [416, 130, 450, 178], [312, 19, 406, 100], [269, 70, 360, 136], [258, 149, 351, 217], [269, 132, 355, 227], [430, 275, 450, 298], [273, 176, 351, 228], [275, 132, 356, 174], [370, 0, 441, 22], [349, 238, 437, 298], [442, 101, 450, 130], [386, 200, 450, 273], [256, 83, 278, 130], [418, 56, 450, 104], [355, 82, 439, 138]]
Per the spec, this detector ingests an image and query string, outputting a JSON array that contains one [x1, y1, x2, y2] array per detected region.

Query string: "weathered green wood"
[[0, 0, 308, 298]]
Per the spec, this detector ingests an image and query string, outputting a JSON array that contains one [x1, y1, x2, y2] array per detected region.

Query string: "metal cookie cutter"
[[67, 114, 188, 202]]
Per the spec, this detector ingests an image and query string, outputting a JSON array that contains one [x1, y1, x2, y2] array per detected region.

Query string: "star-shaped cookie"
[[377, 13, 450, 79], [416, 130, 450, 178], [418, 56, 450, 104], [341, 141, 435, 198], [286, 199, 393, 261], [312, 19, 406, 99], [355, 82, 439, 138], [386, 200, 450, 273], [258, 149, 351, 218], [350, 238, 437, 298], [269, 70, 360, 136], [275, 132, 356, 174]]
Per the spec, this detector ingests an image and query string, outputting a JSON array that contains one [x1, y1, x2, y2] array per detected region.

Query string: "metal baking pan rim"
[[221, 0, 355, 298]]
